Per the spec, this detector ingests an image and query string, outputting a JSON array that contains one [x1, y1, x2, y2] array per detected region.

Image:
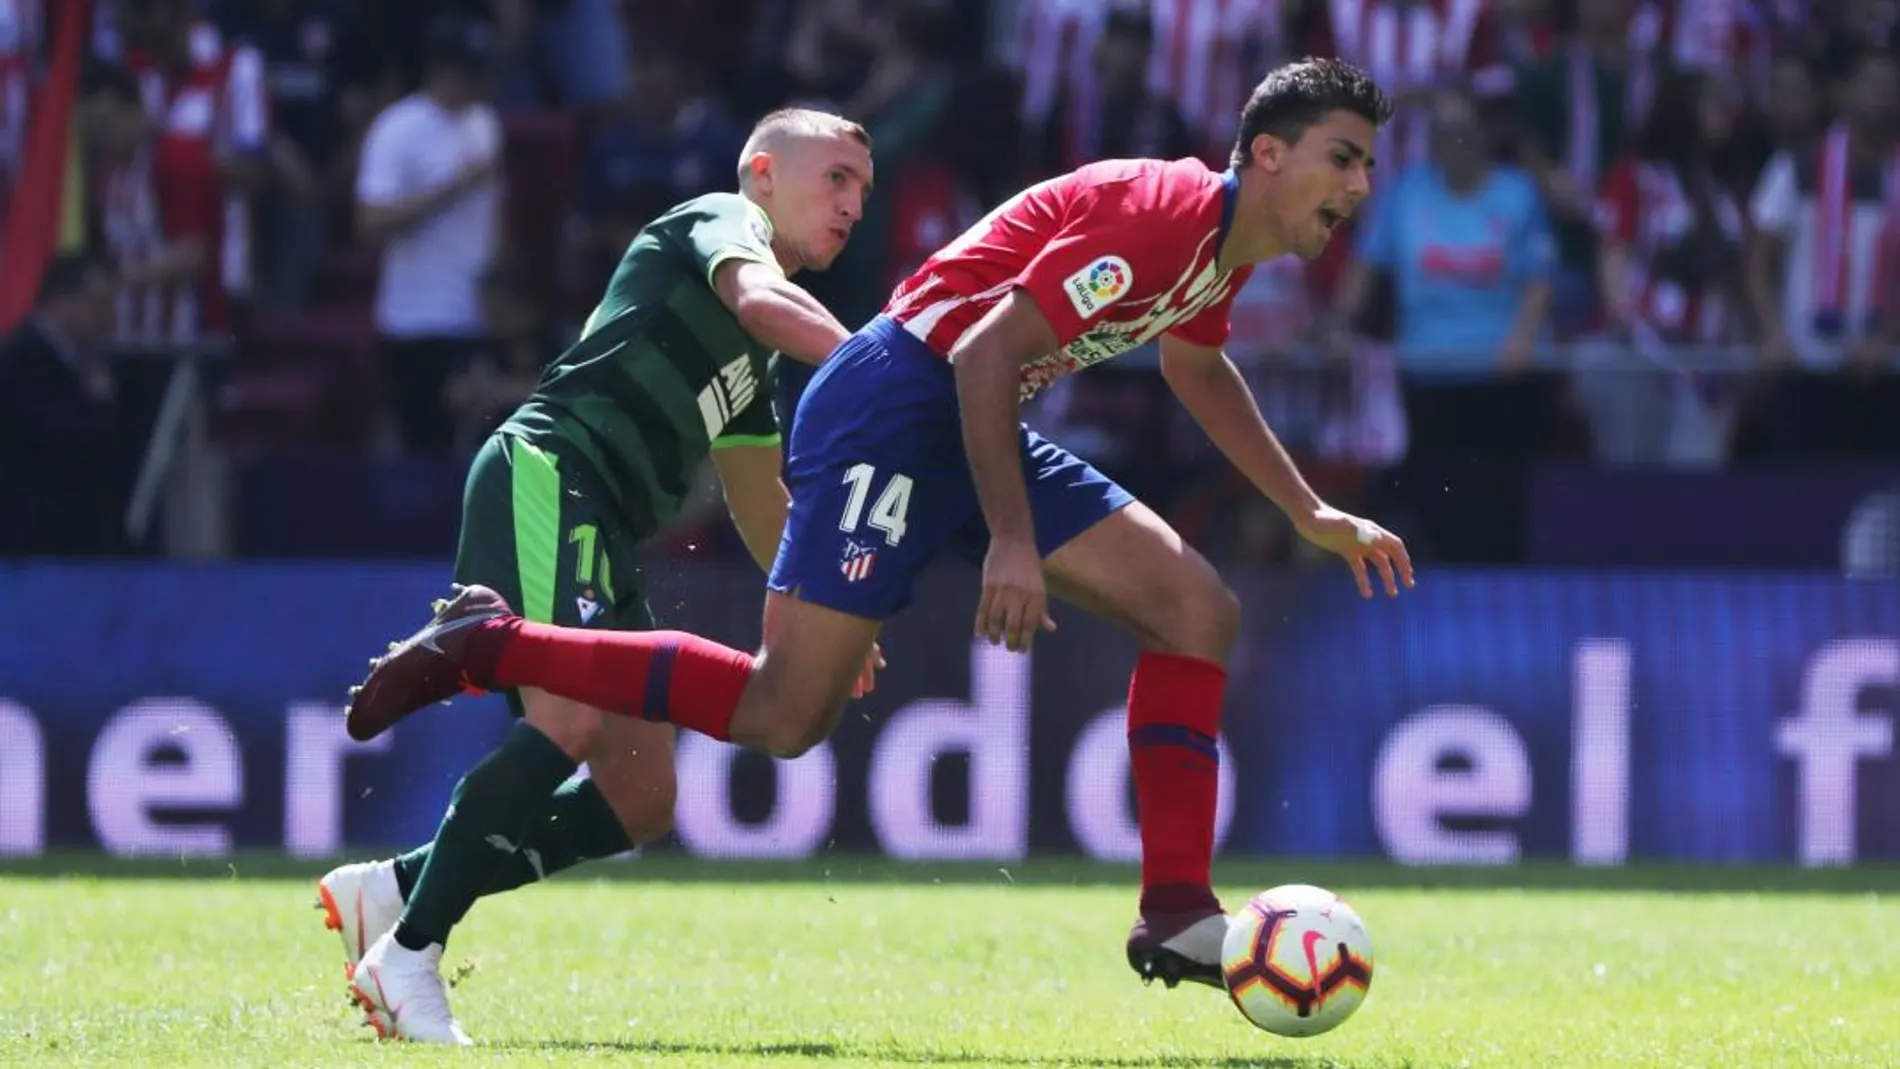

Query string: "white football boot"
[[349, 931, 472, 1045], [315, 860, 404, 980]]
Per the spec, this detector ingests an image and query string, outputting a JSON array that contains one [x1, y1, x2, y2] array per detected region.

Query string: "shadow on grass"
[[1, 851, 1894, 895], [489, 1036, 1428, 1068]]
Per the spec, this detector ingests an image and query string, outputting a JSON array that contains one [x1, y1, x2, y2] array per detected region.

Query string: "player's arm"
[[1158, 334, 1324, 524], [709, 441, 789, 574], [680, 195, 851, 364], [951, 290, 1055, 546], [950, 289, 1060, 651], [711, 260, 849, 366], [1159, 334, 1412, 598]]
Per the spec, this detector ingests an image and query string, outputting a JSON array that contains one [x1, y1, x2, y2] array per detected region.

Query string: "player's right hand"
[[976, 537, 1056, 653]]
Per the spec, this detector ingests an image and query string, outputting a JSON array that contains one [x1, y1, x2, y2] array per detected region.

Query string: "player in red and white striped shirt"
[[348, 59, 1416, 1000]]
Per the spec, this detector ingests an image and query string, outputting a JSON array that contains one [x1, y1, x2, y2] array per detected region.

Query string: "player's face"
[[1274, 110, 1376, 261], [764, 134, 874, 272]]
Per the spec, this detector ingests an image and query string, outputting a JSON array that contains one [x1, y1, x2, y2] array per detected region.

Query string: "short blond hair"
[[737, 108, 873, 187]]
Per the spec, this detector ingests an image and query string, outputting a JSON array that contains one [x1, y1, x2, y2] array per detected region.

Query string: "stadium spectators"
[[117, 0, 269, 343], [210, 0, 375, 310], [1577, 68, 1747, 465], [441, 256, 564, 449], [5, 0, 1900, 566], [0, 253, 128, 556], [1511, 0, 1649, 335], [572, 37, 744, 294], [1328, 83, 1562, 562], [1034, 1, 1195, 178], [355, 14, 504, 451]]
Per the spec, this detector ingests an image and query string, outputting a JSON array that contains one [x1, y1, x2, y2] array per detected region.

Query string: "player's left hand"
[[852, 641, 887, 699], [1296, 506, 1414, 599]]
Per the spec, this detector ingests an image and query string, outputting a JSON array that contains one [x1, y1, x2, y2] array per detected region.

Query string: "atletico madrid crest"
[[840, 539, 877, 583]]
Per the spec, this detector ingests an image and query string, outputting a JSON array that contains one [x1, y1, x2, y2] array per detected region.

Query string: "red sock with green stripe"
[[460, 620, 751, 741]]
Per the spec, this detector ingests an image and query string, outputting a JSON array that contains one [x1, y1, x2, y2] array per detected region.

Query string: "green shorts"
[[454, 432, 654, 712]]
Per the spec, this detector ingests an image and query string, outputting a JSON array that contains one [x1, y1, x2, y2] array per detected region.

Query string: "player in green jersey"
[[317, 108, 876, 1045]]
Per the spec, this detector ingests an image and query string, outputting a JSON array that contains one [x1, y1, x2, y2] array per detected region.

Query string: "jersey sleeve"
[[710, 370, 781, 449], [1011, 180, 1166, 346], [662, 194, 782, 288], [1168, 264, 1254, 347]]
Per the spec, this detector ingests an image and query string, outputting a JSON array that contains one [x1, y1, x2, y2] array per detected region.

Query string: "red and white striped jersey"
[[1013, 0, 1287, 163], [1313, 0, 1493, 171], [1596, 157, 1743, 343], [123, 22, 268, 339], [886, 158, 1253, 399]]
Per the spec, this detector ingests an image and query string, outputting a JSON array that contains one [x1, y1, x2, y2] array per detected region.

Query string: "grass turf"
[[0, 856, 1892, 1067]]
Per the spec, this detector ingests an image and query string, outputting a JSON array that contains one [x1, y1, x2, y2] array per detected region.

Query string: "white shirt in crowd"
[[1749, 150, 1890, 369], [357, 93, 503, 339]]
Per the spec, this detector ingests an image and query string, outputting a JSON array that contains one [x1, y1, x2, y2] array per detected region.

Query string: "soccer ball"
[[1221, 884, 1374, 1037]]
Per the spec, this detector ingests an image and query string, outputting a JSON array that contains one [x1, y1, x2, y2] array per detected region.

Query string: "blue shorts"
[[767, 316, 1134, 620]]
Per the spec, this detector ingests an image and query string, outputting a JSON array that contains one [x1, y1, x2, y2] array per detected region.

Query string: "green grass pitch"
[[0, 856, 1895, 1067]]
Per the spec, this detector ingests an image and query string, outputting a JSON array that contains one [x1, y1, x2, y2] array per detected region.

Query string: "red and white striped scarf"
[[1811, 124, 1900, 336]]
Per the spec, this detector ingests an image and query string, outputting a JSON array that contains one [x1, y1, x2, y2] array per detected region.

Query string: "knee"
[[747, 692, 842, 759], [1155, 578, 1241, 662], [729, 660, 848, 759], [752, 708, 835, 759]]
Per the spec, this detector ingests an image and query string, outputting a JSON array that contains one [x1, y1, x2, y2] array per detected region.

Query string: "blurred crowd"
[[2, 0, 1898, 566]]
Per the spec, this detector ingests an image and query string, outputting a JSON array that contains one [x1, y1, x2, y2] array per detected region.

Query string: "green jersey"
[[501, 192, 784, 534]]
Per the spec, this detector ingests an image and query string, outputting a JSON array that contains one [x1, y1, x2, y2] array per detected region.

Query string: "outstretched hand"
[[1297, 507, 1415, 599]]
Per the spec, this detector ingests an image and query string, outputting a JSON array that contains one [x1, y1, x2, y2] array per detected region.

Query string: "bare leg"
[[1043, 500, 1240, 988]]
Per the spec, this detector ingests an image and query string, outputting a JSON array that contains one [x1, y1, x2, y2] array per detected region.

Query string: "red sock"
[[1126, 650, 1226, 917], [462, 620, 752, 741]]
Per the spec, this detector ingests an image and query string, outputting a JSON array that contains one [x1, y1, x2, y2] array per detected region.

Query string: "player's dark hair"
[[1230, 58, 1392, 169]]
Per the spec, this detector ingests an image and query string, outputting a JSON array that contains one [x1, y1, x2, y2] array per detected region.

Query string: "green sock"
[[392, 723, 578, 950], [393, 778, 636, 900]]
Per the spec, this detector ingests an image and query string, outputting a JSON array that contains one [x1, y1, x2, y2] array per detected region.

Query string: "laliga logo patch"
[[1063, 255, 1133, 320], [747, 203, 774, 248]]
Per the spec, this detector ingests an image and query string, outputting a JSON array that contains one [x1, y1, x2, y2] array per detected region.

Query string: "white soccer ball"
[[1220, 883, 1374, 1037]]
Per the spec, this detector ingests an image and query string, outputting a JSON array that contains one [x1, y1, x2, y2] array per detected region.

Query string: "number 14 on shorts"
[[839, 464, 912, 545]]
